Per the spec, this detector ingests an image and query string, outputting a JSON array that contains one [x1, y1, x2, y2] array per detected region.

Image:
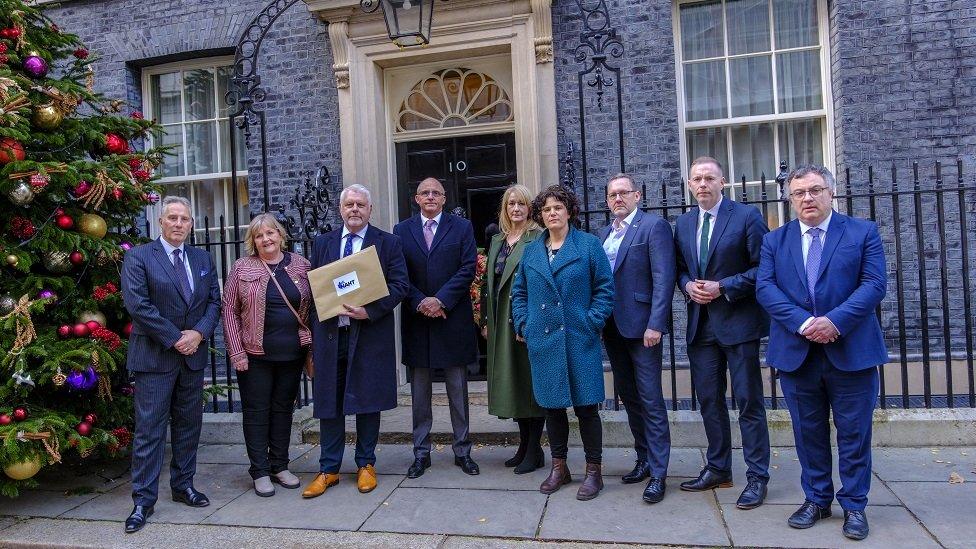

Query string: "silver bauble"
[[42, 251, 72, 274], [8, 181, 34, 206], [0, 294, 15, 316]]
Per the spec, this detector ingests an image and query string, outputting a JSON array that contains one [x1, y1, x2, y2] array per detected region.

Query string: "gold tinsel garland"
[[80, 170, 117, 210], [0, 294, 37, 359]]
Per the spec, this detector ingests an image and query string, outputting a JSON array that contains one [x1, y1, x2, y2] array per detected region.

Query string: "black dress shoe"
[[735, 477, 768, 510], [843, 510, 869, 540], [171, 487, 210, 507], [642, 477, 666, 504], [622, 459, 650, 484], [455, 455, 480, 475], [124, 505, 153, 533], [406, 456, 431, 479], [679, 469, 733, 492], [788, 500, 832, 529]]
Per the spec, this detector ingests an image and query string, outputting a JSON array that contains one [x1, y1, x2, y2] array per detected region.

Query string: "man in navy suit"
[[393, 177, 480, 478], [599, 173, 675, 504], [757, 165, 886, 541], [675, 157, 771, 510], [120, 196, 221, 533]]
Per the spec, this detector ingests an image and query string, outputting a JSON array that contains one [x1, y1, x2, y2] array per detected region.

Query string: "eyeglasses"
[[788, 186, 829, 200], [417, 190, 444, 198], [607, 191, 637, 200]]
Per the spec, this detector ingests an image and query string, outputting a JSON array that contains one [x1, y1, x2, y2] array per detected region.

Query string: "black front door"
[[395, 131, 517, 380]]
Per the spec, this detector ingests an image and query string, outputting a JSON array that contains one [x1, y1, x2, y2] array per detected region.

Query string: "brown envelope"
[[308, 245, 389, 320]]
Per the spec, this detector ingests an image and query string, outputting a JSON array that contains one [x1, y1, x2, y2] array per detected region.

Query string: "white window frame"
[[673, 0, 835, 216]]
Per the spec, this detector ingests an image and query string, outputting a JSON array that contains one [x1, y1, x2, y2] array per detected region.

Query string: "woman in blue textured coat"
[[511, 185, 614, 501]]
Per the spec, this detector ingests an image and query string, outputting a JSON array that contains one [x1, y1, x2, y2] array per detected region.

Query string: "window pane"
[[731, 123, 775, 182], [184, 69, 216, 121], [155, 126, 184, 177], [776, 50, 822, 112], [687, 127, 729, 175], [218, 119, 248, 173], [684, 60, 728, 121], [773, 0, 818, 50], [680, 0, 724, 61], [215, 65, 236, 118], [185, 121, 218, 175], [151, 72, 181, 125], [778, 118, 824, 168], [730, 55, 774, 116], [727, 0, 770, 55]]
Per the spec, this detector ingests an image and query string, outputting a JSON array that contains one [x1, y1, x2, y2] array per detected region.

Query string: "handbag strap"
[[261, 255, 309, 332]]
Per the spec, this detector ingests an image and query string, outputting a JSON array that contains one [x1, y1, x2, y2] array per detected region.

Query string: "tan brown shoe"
[[301, 472, 339, 499], [357, 465, 377, 493]]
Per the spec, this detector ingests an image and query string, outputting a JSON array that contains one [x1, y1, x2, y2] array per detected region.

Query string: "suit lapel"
[[428, 213, 452, 253], [188, 247, 204, 304], [788, 221, 806, 284], [612, 210, 642, 273], [407, 215, 428, 256], [816, 212, 846, 281], [525, 239, 559, 293], [683, 209, 701, 277], [498, 230, 536, 289], [706, 199, 733, 260], [151, 240, 190, 305]]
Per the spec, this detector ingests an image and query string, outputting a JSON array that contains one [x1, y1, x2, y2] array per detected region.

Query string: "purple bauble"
[[23, 55, 49, 79], [38, 289, 56, 300], [146, 191, 160, 205], [80, 367, 98, 390], [65, 369, 86, 390], [120, 242, 133, 251]]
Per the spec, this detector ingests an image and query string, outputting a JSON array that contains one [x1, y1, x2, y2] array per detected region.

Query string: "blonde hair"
[[244, 213, 289, 256], [498, 184, 539, 235]]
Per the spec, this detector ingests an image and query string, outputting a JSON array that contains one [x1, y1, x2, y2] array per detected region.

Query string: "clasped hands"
[[802, 316, 839, 344], [338, 304, 369, 320], [686, 279, 721, 305], [417, 296, 446, 319], [174, 329, 203, 356]]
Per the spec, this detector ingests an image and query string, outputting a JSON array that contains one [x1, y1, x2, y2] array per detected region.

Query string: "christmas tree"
[[0, 0, 164, 497]]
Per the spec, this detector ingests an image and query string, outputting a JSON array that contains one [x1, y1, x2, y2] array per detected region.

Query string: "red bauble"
[[133, 169, 150, 182], [111, 188, 124, 200], [69, 251, 85, 265], [0, 414, 11, 425], [122, 322, 133, 338], [8, 27, 20, 38], [83, 413, 97, 425], [56, 214, 74, 230], [57, 324, 72, 338], [104, 133, 129, 155], [72, 323, 90, 338], [73, 180, 91, 197], [12, 407, 27, 421], [85, 320, 101, 331], [76, 421, 92, 436], [0, 137, 25, 164], [0, 29, 10, 38]]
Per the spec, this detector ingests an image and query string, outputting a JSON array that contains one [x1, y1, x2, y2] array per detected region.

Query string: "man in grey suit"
[[599, 173, 676, 504], [120, 196, 221, 533]]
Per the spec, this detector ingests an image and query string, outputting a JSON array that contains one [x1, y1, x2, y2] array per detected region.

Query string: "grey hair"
[[788, 164, 836, 192], [160, 195, 192, 215], [340, 184, 372, 205], [607, 172, 638, 191]]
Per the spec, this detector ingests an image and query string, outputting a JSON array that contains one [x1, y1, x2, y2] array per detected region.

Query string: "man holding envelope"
[[302, 184, 409, 498]]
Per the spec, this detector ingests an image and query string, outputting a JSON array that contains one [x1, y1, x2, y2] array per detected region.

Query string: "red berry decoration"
[[12, 407, 27, 421], [0, 414, 11, 425], [111, 187, 124, 200], [128, 157, 142, 169], [72, 323, 90, 338], [73, 48, 88, 59], [83, 413, 97, 425], [104, 133, 129, 155], [130, 111, 143, 120], [10, 216, 36, 239], [76, 421, 92, 436], [85, 320, 101, 331], [0, 137, 25, 164], [57, 324, 72, 338], [69, 251, 85, 265], [56, 214, 74, 230], [133, 169, 150, 182], [0, 42, 7, 54], [29, 173, 49, 190]]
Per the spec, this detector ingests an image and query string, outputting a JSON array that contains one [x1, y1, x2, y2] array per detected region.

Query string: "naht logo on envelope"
[[333, 271, 360, 296]]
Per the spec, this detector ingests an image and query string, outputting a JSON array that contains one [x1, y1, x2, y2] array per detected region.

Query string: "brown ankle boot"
[[539, 458, 572, 494], [576, 462, 604, 501]]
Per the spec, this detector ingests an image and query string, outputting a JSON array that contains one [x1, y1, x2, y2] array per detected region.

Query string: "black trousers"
[[546, 405, 602, 464], [237, 354, 304, 479]]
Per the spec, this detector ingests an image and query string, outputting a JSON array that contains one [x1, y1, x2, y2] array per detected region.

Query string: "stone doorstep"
[[197, 403, 976, 448]]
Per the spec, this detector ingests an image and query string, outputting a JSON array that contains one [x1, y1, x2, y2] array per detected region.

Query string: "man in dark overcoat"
[[393, 177, 480, 477], [302, 184, 408, 498]]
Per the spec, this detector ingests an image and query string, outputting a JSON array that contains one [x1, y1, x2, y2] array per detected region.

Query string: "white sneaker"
[[272, 470, 301, 489], [253, 476, 275, 497]]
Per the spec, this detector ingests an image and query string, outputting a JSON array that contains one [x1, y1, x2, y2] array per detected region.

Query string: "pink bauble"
[[73, 180, 91, 197], [69, 251, 84, 265], [72, 323, 90, 338], [57, 325, 72, 338], [85, 320, 100, 331]]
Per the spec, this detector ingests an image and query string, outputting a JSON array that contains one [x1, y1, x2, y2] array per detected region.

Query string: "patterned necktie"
[[171, 249, 192, 301], [423, 219, 436, 250], [806, 227, 823, 314], [698, 212, 711, 278], [343, 233, 357, 258]]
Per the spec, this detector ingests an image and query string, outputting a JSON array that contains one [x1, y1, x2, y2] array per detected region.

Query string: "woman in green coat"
[[482, 184, 545, 474]]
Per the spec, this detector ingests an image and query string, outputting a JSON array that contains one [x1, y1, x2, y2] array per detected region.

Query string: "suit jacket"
[[511, 227, 614, 408], [599, 210, 676, 339], [393, 212, 478, 370], [121, 238, 221, 373], [675, 198, 769, 345], [309, 225, 409, 419], [756, 211, 888, 372]]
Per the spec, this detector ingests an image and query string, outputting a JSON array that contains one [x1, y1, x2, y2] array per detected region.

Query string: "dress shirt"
[[796, 211, 838, 335], [338, 224, 368, 327], [420, 211, 443, 236], [695, 195, 723, 251], [159, 237, 194, 294], [602, 206, 638, 269]]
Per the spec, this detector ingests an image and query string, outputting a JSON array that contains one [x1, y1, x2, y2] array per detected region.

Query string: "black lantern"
[[360, 0, 435, 48]]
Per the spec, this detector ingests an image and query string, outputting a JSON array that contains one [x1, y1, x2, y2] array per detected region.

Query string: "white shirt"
[[159, 237, 194, 294], [796, 211, 838, 335], [696, 196, 723, 251], [338, 224, 368, 327], [602, 207, 638, 269], [420, 211, 443, 236]]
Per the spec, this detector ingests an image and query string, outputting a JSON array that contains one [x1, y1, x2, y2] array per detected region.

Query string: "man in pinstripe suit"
[[120, 196, 221, 533]]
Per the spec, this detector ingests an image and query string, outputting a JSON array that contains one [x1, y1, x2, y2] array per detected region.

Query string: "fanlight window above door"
[[396, 68, 514, 133]]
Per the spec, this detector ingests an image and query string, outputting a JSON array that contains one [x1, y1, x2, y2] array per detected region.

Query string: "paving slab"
[[441, 536, 671, 548], [712, 448, 900, 506], [722, 503, 939, 548], [600, 447, 704, 479], [203, 471, 398, 530], [0, 516, 19, 531], [871, 447, 976, 482], [538, 477, 728, 546], [887, 481, 976, 549], [289, 443, 419, 475], [362, 486, 547, 538], [30, 459, 131, 495], [60, 463, 250, 524], [195, 443, 315, 466], [400, 445, 551, 490], [0, 487, 99, 518]]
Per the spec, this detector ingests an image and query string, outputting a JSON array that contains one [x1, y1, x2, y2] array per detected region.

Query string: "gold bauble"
[[5, 254, 18, 267], [4, 457, 43, 480], [77, 213, 107, 239], [32, 103, 64, 131], [76, 310, 107, 326], [42, 251, 72, 274]]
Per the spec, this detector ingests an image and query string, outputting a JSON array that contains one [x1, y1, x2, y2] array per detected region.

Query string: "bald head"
[[415, 177, 447, 217]]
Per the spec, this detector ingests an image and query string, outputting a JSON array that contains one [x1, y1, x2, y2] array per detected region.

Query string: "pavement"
[[1, 443, 974, 548]]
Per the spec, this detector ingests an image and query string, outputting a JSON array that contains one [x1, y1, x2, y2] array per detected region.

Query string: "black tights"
[[545, 405, 602, 464]]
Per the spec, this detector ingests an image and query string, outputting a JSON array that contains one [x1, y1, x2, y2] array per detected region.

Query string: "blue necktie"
[[343, 233, 357, 258], [806, 227, 823, 314], [172, 249, 192, 301]]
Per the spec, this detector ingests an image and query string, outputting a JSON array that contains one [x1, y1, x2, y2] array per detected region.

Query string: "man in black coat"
[[393, 177, 480, 478], [674, 156, 771, 510]]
